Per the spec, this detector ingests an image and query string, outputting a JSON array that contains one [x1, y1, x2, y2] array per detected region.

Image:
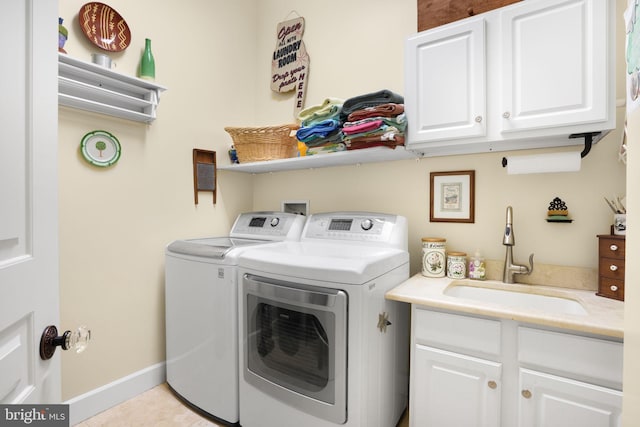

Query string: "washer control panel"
[[230, 211, 305, 240]]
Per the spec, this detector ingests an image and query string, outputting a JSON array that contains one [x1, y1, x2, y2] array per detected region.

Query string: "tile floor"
[[75, 383, 410, 426]]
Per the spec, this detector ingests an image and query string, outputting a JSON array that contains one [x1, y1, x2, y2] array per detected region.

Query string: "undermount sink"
[[444, 281, 588, 316]]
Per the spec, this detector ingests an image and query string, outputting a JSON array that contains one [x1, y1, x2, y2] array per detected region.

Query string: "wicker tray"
[[224, 125, 299, 163]]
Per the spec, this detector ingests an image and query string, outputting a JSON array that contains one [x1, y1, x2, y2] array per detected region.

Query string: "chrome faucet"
[[502, 206, 534, 284]]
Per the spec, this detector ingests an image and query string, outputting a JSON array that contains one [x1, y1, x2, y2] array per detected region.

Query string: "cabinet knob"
[[467, 7, 475, 16], [502, 112, 511, 119], [521, 389, 532, 399], [475, 116, 482, 123], [610, 285, 618, 292], [610, 244, 618, 251], [487, 380, 497, 389], [609, 264, 618, 272]]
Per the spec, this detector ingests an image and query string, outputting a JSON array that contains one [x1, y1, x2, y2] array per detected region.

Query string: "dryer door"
[[243, 274, 347, 424]]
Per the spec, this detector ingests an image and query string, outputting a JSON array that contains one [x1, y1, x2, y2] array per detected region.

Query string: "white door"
[[500, 0, 609, 133], [405, 17, 486, 145], [518, 368, 622, 427], [0, 0, 60, 404], [411, 344, 501, 427]]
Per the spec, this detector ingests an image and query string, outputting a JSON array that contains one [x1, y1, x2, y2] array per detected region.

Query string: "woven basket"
[[224, 125, 299, 163]]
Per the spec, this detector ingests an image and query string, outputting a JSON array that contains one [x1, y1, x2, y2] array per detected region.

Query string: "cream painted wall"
[[623, 76, 640, 424], [58, 1, 257, 399]]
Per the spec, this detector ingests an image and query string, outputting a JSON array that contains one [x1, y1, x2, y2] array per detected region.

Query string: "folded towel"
[[346, 103, 405, 121], [296, 119, 342, 142], [341, 119, 384, 135], [306, 142, 347, 155], [341, 90, 404, 120], [297, 98, 344, 122], [346, 132, 405, 150], [343, 114, 406, 133], [302, 129, 343, 147], [301, 107, 342, 127]]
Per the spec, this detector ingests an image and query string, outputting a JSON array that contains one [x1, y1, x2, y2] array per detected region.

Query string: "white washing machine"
[[165, 211, 306, 426], [237, 212, 409, 427]]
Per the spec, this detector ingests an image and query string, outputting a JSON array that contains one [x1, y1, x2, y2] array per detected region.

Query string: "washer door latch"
[[377, 312, 392, 333]]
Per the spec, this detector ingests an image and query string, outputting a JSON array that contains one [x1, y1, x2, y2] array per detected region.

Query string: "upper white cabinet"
[[500, 0, 610, 133], [58, 53, 167, 123], [405, 17, 487, 143], [405, 0, 616, 156]]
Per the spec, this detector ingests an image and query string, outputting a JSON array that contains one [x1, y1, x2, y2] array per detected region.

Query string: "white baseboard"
[[64, 362, 166, 425]]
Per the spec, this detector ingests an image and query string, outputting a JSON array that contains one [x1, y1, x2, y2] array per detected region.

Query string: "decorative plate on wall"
[[78, 2, 131, 52], [80, 130, 121, 167]]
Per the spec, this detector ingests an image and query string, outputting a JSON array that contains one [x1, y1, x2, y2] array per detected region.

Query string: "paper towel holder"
[[501, 132, 601, 167]]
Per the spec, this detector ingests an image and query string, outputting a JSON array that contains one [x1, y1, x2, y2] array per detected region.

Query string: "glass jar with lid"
[[447, 252, 467, 279]]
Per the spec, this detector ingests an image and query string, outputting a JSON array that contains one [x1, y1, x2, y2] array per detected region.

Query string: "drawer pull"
[[522, 389, 532, 399], [610, 285, 618, 292], [610, 244, 618, 251], [488, 380, 497, 389], [609, 265, 618, 272]]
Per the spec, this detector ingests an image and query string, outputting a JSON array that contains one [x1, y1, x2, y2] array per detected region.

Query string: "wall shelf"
[[58, 53, 167, 123], [218, 146, 417, 173]]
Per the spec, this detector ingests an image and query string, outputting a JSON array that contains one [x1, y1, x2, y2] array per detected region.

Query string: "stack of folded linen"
[[296, 98, 346, 155], [295, 90, 406, 155], [341, 90, 405, 150]]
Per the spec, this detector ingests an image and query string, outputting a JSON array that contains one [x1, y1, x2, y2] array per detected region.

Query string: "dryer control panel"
[[302, 212, 407, 250]]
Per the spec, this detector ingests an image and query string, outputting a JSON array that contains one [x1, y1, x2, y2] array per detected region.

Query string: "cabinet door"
[[500, 0, 610, 133], [405, 17, 486, 145], [411, 344, 501, 427], [518, 368, 622, 427]]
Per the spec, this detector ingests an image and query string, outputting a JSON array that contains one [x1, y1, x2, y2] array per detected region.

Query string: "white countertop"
[[386, 274, 624, 339]]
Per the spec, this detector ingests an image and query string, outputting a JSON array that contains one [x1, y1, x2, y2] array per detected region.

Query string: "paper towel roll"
[[504, 152, 582, 175]]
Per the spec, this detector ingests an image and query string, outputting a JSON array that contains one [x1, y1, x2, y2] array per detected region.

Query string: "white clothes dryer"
[[165, 211, 305, 426], [237, 212, 409, 427]]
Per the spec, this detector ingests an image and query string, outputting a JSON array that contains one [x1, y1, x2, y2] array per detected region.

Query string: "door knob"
[[39, 325, 91, 360]]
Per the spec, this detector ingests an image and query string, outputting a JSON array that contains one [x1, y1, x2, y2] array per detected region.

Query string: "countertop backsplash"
[[482, 260, 597, 291]]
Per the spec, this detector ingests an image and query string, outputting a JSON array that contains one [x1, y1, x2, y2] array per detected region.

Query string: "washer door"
[[243, 274, 347, 424]]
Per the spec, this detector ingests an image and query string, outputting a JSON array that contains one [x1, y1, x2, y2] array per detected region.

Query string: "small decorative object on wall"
[[193, 149, 216, 205], [546, 197, 573, 223], [78, 2, 131, 52], [58, 17, 68, 53], [271, 12, 310, 118], [430, 170, 475, 223], [80, 130, 121, 167]]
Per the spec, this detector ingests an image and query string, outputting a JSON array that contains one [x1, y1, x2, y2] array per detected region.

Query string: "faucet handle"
[[526, 253, 534, 275]]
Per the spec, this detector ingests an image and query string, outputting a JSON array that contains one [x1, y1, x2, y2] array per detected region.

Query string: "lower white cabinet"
[[519, 368, 622, 427], [410, 307, 623, 427], [413, 345, 501, 426]]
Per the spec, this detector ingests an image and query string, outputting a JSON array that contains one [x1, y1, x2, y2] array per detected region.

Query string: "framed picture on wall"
[[430, 170, 475, 223]]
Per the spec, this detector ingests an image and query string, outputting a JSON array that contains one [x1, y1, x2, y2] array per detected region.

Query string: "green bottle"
[[140, 38, 155, 81]]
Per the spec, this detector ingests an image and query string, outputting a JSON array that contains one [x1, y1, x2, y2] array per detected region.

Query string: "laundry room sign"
[[271, 16, 310, 118]]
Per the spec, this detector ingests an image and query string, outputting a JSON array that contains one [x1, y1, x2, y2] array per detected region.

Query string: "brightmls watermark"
[[1, 405, 69, 426]]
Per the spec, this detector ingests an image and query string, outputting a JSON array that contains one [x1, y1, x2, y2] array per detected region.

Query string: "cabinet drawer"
[[598, 257, 625, 280], [597, 277, 624, 301], [414, 307, 501, 356], [518, 326, 623, 389], [598, 237, 625, 259]]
